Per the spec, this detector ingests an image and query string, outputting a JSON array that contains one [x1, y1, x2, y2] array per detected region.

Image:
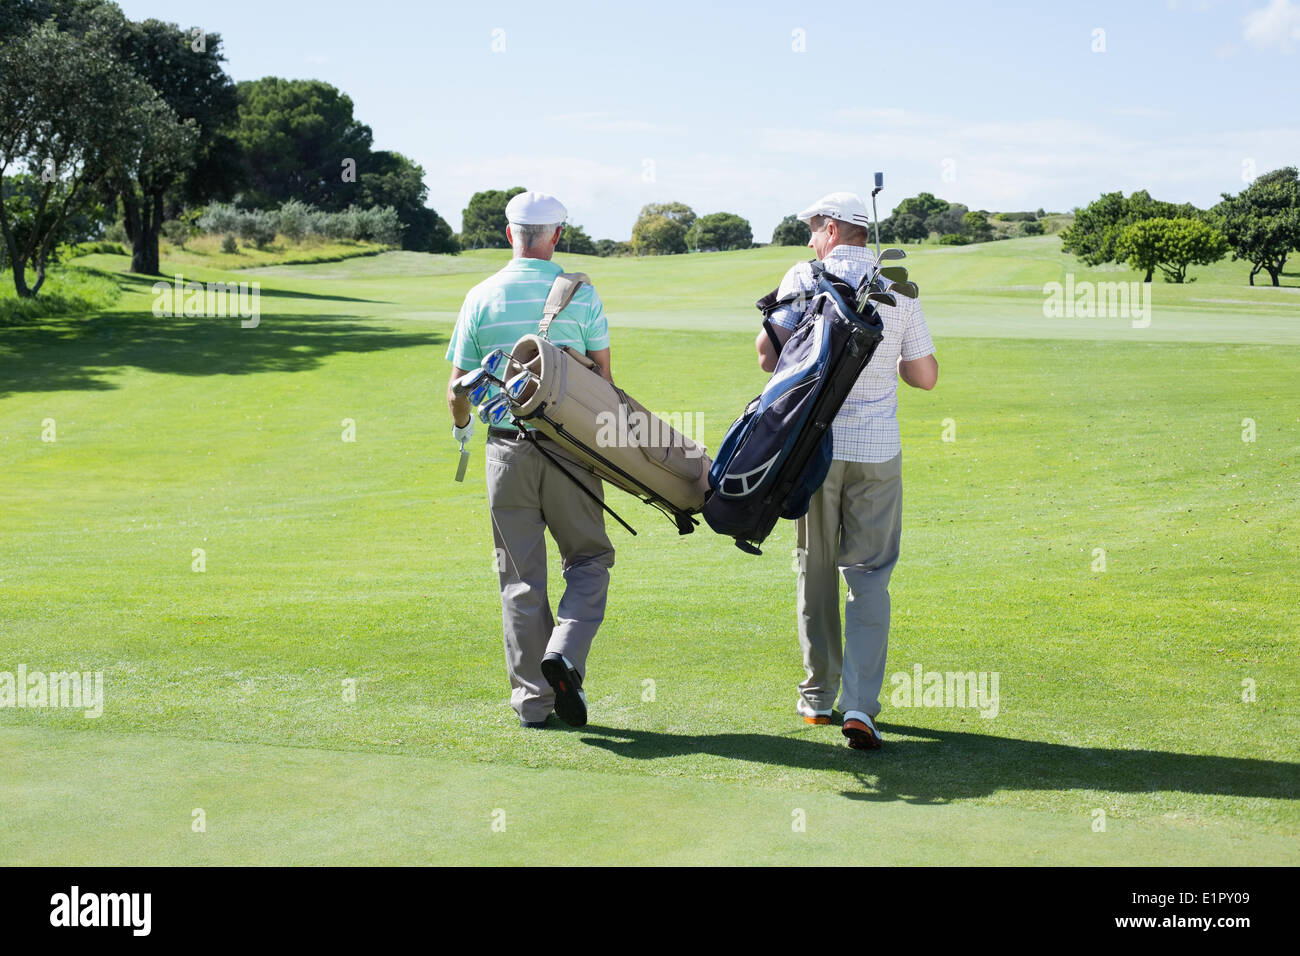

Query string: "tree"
[[631, 214, 686, 255], [637, 202, 695, 232], [112, 17, 238, 274], [686, 212, 752, 251], [1214, 167, 1300, 286], [962, 210, 994, 243], [234, 78, 373, 210], [1061, 189, 1194, 266], [357, 150, 456, 253], [460, 187, 525, 249], [894, 192, 948, 223], [1115, 217, 1228, 283], [0, 19, 164, 296], [557, 223, 596, 255], [927, 202, 968, 237], [771, 214, 810, 246], [892, 212, 928, 244]]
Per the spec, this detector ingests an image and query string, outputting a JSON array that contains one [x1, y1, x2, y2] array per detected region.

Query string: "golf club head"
[[888, 280, 919, 299], [504, 370, 537, 403], [452, 367, 489, 397], [878, 248, 906, 261], [878, 266, 909, 283], [481, 349, 510, 379], [478, 393, 511, 425], [467, 376, 495, 406], [867, 291, 898, 308]]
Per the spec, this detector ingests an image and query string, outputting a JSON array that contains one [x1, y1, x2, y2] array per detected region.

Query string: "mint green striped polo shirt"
[[445, 258, 609, 373]]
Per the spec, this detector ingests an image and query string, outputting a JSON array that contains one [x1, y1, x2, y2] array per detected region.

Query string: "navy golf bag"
[[702, 262, 885, 554]]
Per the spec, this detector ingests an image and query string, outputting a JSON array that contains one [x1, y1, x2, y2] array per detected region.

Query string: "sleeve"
[[768, 263, 814, 332], [444, 293, 483, 369], [898, 296, 936, 361], [582, 287, 610, 352]]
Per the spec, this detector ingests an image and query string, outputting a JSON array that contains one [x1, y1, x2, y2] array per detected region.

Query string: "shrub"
[[104, 222, 127, 243], [236, 209, 277, 248], [198, 202, 241, 235], [938, 233, 969, 245], [1021, 220, 1044, 236], [221, 234, 238, 254], [275, 199, 312, 242]]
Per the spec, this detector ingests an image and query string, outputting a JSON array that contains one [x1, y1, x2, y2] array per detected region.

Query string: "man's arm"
[[587, 347, 613, 382], [898, 354, 938, 390], [447, 366, 472, 427], [755, 325, 791, 373]]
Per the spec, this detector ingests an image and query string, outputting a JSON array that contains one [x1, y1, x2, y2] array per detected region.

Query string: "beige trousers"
[[795, 454, 903, 719], [485, 436, 615, 722]]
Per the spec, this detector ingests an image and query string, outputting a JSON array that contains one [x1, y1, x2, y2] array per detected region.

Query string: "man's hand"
[[453, 417, 475, 443]]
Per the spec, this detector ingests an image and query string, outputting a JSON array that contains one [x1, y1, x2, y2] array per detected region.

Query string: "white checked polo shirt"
[[766, 244, 935, 464]]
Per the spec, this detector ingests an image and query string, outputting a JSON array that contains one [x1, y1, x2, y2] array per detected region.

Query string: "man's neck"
[[825, 241, 868, 256], [512, 249, 554, 262]]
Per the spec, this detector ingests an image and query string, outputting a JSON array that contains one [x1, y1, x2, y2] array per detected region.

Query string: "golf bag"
[[503, 275, 712, 535], [702, 262, 885, 554]]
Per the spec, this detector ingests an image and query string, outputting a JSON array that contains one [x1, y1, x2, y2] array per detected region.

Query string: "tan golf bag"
[[502, 274, 712, 535]]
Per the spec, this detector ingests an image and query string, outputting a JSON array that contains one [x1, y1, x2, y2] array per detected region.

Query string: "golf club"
[[867, 291, 898, 308], [452, 367, 491, 397], [478, 393, 513, 426], [886, 279, 919, 299], [871, 171, 884, 257], [878, 266, 909, 283], [482, 348, 511, 380], [504, 369, 538, 403]]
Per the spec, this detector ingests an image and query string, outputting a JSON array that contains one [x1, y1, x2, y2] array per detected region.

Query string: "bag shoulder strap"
[[755, 260, 827, 355], [539, 271, 590, 339]]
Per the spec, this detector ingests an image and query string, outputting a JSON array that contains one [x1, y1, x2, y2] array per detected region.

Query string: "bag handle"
[[539, 272, 590, 339]]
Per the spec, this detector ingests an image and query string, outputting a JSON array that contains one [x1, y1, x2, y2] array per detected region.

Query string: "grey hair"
[[510, 221, 562, 249]]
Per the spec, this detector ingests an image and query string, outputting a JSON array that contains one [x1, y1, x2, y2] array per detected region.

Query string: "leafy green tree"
[[0, 20, 164, 296], [356, 150, 455, 253], [686, 212, 752, 251], [894, 192, 948, 223], [632, 214, 686, 255], [234, 78, 373, 210], [891, 212, 928, 244], [1061, 190, 1195, 266], [1115, 217, 1228, 283], [927, 202, 968, 237], [962, 210, 994, 242], [637, 202, 695, 232], [460, 187, 526, 249], [557, 223, 596, 255], [112, 17, 238, 274], [1214, 167, 1300, 286], [1021, 220, 1044, 236], [771, 214, 810, 246]]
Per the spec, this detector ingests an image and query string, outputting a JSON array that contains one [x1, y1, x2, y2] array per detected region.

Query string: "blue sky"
[[115, 0, 1300, 240]]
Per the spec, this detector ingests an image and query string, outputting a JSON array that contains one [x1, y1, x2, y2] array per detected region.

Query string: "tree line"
[[0, 0, 457, 299]]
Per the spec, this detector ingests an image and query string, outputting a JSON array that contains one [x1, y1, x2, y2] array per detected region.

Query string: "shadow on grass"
[[108, 270, 387, 304], [0, 311, 443, 396], [578, 722, 1300, 805]]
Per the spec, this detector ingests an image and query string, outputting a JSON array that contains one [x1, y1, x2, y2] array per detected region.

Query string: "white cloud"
[[1243, 0, 1300, 51]]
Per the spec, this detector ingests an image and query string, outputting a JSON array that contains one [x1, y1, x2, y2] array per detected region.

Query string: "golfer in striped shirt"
[[445, 191, 613, 730]]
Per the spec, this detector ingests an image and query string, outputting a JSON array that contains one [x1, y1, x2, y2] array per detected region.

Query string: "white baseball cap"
[[797, 191, 871, 228], [505, 190, 568, 225]]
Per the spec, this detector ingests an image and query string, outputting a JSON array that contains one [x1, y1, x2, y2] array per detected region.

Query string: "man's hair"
[[510, 222, 562, 250], [811, 214, 869, 245]]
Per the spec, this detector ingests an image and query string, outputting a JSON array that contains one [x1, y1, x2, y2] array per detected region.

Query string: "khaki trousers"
[[485, 436, 615, 722], [795, 454, 902, 719]]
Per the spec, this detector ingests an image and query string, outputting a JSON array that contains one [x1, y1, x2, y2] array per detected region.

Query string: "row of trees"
[[1061, 169, 1300, 285], [0, 1, 457, 298]]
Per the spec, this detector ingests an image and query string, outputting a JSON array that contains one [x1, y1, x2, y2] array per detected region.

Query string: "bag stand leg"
[[520, 429, 638, 537]]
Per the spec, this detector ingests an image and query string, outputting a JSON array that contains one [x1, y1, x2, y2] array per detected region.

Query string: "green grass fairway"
[[2, 238, 1297, 865]]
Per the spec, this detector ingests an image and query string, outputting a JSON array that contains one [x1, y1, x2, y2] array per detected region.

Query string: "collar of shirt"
[[823, 244, 874, 264], [501, 257, 563, 276]]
